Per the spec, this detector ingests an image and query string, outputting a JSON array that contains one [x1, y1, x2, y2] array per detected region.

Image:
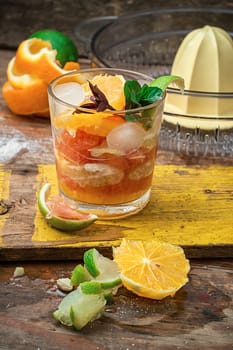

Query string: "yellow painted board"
[[32, 164, 233, 258]]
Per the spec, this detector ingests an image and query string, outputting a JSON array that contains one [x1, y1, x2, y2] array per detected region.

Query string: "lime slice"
[[149, 75, 184, 92], [29, 29, 78, 66], [84, 248, 121, 289], [38, 183, 97, 232], [53, 287, 106, 330], [70, 264, 91, 287]]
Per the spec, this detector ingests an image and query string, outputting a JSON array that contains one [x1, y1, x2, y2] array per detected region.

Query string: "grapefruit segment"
[[38, 183, 97, 231]]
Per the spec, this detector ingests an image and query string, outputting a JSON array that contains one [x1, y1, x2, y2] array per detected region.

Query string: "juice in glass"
[[48, 68, 165, 218]]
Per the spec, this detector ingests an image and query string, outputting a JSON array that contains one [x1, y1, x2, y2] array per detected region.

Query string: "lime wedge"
[[70, 292, 106, 331], [83, 248, 100, 277], [53, 286, 106, 330], [53, 288, 80, 326], [149, 75, 185, 92], [38, 183, 97, 232], [70, 264, 91, 287], [80, 281, 103, 295], [84, 248, 121, 289]]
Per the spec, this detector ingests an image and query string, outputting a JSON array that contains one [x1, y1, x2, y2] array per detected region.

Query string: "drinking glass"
[[48, 68, 165, 219]]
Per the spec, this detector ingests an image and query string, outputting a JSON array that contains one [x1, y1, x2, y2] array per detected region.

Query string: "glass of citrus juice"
[[48, 68, 165, 219]]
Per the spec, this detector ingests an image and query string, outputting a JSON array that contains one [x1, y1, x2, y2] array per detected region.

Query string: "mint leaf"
[[124, 80, 163, 109], [138, 84, 163, 106], [124, 80, 141, 109]]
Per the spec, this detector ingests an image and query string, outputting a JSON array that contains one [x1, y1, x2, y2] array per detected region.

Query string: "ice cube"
[[128, 160, 154, 180], [106, 122, 146, 153], [54, 82, 85, 106]]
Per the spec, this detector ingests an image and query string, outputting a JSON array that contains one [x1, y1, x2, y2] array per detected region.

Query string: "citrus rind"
[[80, 281, 103, 295], [120, 273, 187, 300], [38, 183, 97, 232], [83, 248, 100, 277], [84, 248, 121, 289], [29, 29, 78, 67], [53, 286, 106, 330], [70, 293, 106, 331], [70, 264, 91, 287]]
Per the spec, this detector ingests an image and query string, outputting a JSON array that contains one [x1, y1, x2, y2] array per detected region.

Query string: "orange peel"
[[2, 80, 49, 116], [2, 37, 80, 117], [9, 38, 66, 86]]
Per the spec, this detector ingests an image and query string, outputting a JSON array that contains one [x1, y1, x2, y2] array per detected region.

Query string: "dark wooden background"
[[0, 0, 232, 57]]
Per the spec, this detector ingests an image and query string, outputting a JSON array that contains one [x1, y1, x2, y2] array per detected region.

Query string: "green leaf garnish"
[[124, 80, 141, 109], [123, 80, 164, 130], [124, 80, 163, 110], [149, 75, 185, 92], [139, 84, 163, 106]]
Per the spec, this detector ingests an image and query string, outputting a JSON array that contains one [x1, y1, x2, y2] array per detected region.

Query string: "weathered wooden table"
[[0, 48, 233, 349]]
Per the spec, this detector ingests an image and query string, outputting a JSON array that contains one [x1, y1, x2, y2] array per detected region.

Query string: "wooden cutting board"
[[0, 163, 232, 260]]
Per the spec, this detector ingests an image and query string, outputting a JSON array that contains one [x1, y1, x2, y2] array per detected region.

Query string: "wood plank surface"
[[0, 162, 233, 261], [0, 259, 232, 350]]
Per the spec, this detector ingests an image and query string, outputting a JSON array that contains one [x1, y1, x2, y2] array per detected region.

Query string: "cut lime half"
[[84, 248, 121, 289], [38, 183, 97, 232]]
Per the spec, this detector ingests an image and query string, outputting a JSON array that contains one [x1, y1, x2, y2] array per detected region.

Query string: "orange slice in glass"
[[54, 110, 125, 137], [83, 74, 126, 110]]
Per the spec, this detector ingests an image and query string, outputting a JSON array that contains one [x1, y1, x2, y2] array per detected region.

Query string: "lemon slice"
[[38, 183, 97, 232], [84, 248, 121, 289], [53, 286, 106, 330], [113, 239, 190, 300], [149, 75, 185, 92]]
